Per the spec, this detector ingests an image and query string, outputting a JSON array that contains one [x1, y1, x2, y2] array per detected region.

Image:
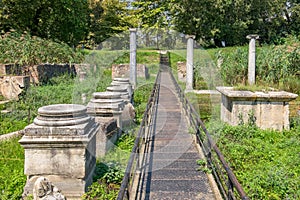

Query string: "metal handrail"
[[117, 71, 161, 200], [168, 68, 249, 200]]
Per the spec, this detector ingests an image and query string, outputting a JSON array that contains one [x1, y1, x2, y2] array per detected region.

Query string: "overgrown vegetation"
[[0, 65, 112, 135], [0, 31, 84, 67], [83, 76, 156, 199], [211, 122, 300, 199], [219, 36, 300, 94], [0, 136, 26, 199], [114, 51, 160, 64], [82, 133, 135, 200], [169, 36, 300, 95]]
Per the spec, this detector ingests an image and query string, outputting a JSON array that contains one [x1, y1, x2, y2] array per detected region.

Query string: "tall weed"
[[218, 36, 300, 94], [215, 123, 300, 199]]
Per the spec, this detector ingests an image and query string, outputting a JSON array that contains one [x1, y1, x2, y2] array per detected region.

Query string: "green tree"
[[88, 0, 137, 45], [0, 0, 89, 46], [170, 0, 300, 46], [133, 0, 172, 48]]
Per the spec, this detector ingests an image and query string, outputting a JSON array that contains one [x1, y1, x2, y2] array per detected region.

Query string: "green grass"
[[0, 136, 26, 199], [100, 50, 160, 64], [170, 40, 299, 95], [213, 123, 300, 199]]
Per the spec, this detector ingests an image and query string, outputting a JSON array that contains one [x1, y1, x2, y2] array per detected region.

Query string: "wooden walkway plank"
[[131, 66, 217, 200]]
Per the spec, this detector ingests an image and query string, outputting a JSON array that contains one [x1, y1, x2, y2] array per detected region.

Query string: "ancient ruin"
[[19, 104, 99, 199], [217, 87, 298, 131]]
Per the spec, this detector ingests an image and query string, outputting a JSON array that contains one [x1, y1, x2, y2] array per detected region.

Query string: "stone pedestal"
[[217, 87, 298, 131], [106, 86, 136, 127], [111, 78, 133, 102], [87, 92, 124, 129], [19, 104, 99, 199], [87, 92, 124, 157], [111, 64, 149, 80], [106, 86, 130, 103]]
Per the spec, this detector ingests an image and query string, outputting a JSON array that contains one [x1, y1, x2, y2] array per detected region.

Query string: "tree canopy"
[[170, 0, 300, 46], [0, 0, 299, 47], [0, 0, 89, 46]]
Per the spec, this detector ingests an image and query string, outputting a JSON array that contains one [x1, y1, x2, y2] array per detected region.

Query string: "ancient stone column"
[[185, 35, 196, 91], [107, 85, 136, 127], [111, 78, 133, 102], [87, 92, 124, 129], [246, 34, 259, 85], [106, 85, 130, 103], [130, 28, 137, 88], [87, 92, 124, 157], [19, 104, 99, 199]]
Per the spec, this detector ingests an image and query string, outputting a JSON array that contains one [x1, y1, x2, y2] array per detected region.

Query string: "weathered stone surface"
[[87, 92, 121, 157], [94, 118, 118, 157], [122, 102, 136, 127], [0, 75, 30, 100], [130, 28, 137, 88], [111, 64, 149, 80], [0, 64, 22, 75], [25, 64, 76, 84], [33, 177, 65, 200], [111, 78, 133, 101], [217, 87, 298, 131], [186, 35, 195, 91], [106, 86, 130, 103], [0, 63, 91, 84], [177, 62, 186, 82], [19, 104, 99, 199], [87, 92, 124, 127], [246, 35, 259, 85]]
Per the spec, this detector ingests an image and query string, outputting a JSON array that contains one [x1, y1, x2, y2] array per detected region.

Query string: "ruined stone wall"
[[112, 64, 149, 79], [0, 64, 22, 76], [24, 64, 77, 84], [177, 61, 186, 82], [0, 63, 89, 100]]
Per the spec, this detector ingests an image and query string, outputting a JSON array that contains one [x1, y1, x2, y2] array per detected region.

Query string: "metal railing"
[[117, 71, 161, 200], [168, 68, 249, 200]]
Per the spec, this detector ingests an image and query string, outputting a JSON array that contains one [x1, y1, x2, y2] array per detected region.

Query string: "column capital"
[[246, 34, 259, 40], [185, 35, 196, 39], [129, 28, 137, 32]]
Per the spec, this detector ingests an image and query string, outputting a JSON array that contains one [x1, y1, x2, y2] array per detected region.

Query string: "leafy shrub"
[[0, 30, 84, 67], [214, 123, 300, 199], [83, 133, 135, 200]]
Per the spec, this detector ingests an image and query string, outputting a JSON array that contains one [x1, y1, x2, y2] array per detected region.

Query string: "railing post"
[[227, 177, 234, 200]]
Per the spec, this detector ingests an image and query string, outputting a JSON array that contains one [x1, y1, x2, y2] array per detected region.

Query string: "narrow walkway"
[[132, 68, 216, 199]]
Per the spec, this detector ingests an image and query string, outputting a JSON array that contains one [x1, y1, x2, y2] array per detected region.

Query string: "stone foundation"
[[19, 104, 99, 199], [87, 92, 123, 157], [112, 64, 149, 79], [25, 64, 76, 84], [94, 118, 119, 157], [0, 64, 22, 75], [217, 87, 298, 131]]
